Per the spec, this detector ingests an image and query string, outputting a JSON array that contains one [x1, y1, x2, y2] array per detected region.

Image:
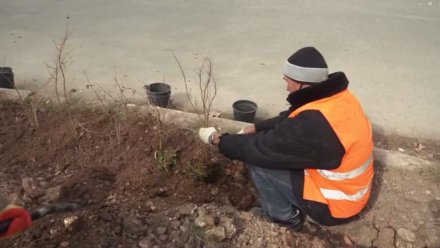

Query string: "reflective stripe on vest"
[[317, 154, 373, 181], [320, 183, 371, 201]]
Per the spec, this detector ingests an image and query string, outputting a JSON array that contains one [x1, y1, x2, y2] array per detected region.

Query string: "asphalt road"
[[1, 0, 439, 139]]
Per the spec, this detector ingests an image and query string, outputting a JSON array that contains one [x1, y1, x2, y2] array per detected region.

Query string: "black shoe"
[[249, 207, 305, 232]]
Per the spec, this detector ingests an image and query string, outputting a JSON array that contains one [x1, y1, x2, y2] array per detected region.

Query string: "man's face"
[[283, 75, 302, 93]]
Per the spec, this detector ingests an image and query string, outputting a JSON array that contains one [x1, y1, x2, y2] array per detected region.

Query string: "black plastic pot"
[[144, 82, 171, 107], [0, 67, 14, 89], [233, 100, 258, 123]]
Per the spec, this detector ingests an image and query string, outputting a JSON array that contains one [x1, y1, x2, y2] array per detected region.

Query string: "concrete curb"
[[0, 88, 32, 101]]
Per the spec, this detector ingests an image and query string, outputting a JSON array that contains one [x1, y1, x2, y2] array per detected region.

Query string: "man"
[[199, 47, 374, 230], [0, 194, 32, 238]]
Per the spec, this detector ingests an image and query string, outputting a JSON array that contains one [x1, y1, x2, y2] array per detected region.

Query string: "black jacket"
[[218, 72, 358, 226]]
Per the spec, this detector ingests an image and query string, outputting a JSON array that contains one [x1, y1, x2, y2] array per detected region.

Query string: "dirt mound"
[[0, 102, 334, 247]]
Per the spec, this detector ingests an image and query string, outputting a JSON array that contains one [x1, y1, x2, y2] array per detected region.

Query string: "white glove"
[[198, 127, 218, 144]]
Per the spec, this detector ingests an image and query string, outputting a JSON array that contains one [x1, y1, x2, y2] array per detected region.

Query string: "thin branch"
[[172, 51, 200, 114]]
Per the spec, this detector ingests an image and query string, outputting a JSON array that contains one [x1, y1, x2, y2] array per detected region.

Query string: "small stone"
[[219, 217, 237, 238], [425, 190, 431, 195], [398, 148, 405, 152], [344, 235, 354, 247], [7, 193, 22, 205], [123, 216, 145, 234], [179, 225, 189, 233], [374, 227, 395, 248], [138, 237, 152, 248], [234, 172, 247, 185], [151, 188, 168, 197], [205, 226, 226, 241], [21, 177, 43, 198], [41, 186, 63, 203], [238, 193, 254, 210], [177, 203, 194, 217], [146, 201, 156, 212], [156, 227, 167, 235], [211, 187, 219, 196], [194, 218, 207, 228], [240, 212, 253, 221], [63, 216, 81, 231], [397, 228, 416, 242], [60, 241, 69, 247], [195, 209, 215, 227], [159, 235, 167, 241], [351, 225, 378, 247]]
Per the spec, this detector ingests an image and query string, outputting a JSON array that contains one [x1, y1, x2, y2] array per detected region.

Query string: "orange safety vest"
[[289, 89, 374, 218]]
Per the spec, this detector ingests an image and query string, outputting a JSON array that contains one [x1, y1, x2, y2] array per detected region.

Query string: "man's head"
[[282, 47, 328, 93]]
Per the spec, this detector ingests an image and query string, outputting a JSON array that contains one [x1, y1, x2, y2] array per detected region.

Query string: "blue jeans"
[[247, 164, 302, 223]]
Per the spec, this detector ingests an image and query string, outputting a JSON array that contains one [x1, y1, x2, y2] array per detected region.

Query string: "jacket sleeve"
[[254, 108, 293, 132], [219, 110, 345, 170]]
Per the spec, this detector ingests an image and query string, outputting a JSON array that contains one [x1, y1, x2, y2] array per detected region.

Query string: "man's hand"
[[237, 125, 256, 134], [198, 127, 218, 145], [0, 205, 32, 239]]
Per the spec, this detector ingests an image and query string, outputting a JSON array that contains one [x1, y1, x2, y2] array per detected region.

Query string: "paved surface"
[[1, 0, 439, 139]]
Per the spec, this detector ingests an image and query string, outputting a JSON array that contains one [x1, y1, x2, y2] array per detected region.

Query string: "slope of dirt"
[[0, 102, 333, 248]]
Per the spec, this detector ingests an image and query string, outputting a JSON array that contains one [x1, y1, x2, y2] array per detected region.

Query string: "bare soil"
[[0, 102, 338, 248]]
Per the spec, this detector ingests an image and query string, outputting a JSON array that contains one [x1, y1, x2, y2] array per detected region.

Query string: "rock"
[[234, 172, 247, 185], [179, 225, 189, 233], [418, 222, 440, 247], [194, 207, 215, 227], [21, 177, 43, 198], [311, 237, 328, 247], [238, 193, 254, 210], [150, 187, 168, 198], [156, 227, 167, 235], [138, 237, 152, 248], [177, 203, 194, 217], [373, 227, 395, 248], [41, 186, 63, 203], [60, 241, 69, 247], [205, 226, 227, 241], [395, 240, 414, 248], [159, 235, 167, 241], [351, 225, 378, 247], [344, 235, 354, 247], [123, 216, 145, 234], [219, 217, 237, 238], [210, 187, 219, 196], [170, 220, 180, 230], [98, 211, 113, 222], [145, 201, 156, 212], [240, 212, 253, 221], [397, 228, 416, 242], [8, 192, 22, 205], [63, 216, 82, 232], [195, 213, 215, 228]]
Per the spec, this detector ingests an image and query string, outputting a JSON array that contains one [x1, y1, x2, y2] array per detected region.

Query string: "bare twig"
[[83, 70, 108, 110], [172, 52, 217, 127], [172, 52, 201, 118], [48, 16, 77, 138]]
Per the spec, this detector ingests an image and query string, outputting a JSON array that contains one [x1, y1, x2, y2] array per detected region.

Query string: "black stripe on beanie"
[[287, 47, 328, 69]]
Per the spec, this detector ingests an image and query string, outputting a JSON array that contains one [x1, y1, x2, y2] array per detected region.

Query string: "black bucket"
[[233, 100, 258, 123], [144, 82, 171, 107], [0, 67, 15, 89]]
